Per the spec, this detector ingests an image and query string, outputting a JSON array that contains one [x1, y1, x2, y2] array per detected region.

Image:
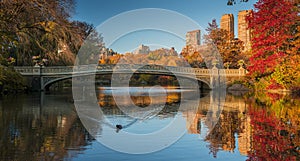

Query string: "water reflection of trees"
[[181, 94, 251, 157], [205, 110, 240, 157], [198, 93, 300, 160], [4, 91, 298, 160], [97, 90, 181, 116], [247, 92, 300, 161], [98, 92, 181, 117], [98, 89, 180, 106], [0, 95, 92, 161]]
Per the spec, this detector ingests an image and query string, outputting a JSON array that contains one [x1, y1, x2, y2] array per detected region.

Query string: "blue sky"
[[73, 0, 256, 53]]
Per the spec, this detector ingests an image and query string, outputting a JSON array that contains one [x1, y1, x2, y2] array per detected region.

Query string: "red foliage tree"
[[247, 105, 300, 161], [247, 0, 298, 79]]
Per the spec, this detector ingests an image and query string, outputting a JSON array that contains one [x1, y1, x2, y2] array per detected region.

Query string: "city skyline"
[[73, 0, 256, 53], [86, 8, 254, 56]]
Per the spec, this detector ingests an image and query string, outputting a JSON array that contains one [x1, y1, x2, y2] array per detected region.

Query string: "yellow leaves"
[[99, 58, 106, 64], [38, 21, 57, 32], [273, 26, 300, 89], [180, 48, 205, 68], [109, 54, 122, 64], [148, 52, 162, 61], [166, 59, 177, 66]]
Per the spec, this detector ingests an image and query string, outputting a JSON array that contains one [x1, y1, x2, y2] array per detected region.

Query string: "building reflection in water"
[[1, 88, 299, 160], [182, 93, 251, 157], [96, 87, 253, 157]]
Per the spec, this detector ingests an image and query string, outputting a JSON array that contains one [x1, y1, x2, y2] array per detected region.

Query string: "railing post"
[[210, 66, 219, 89], [239, 67, 245, 78], [31, 65, 43, 91]]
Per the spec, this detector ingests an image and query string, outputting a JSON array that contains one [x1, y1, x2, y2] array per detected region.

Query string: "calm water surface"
[[0, 88, 299, 161]]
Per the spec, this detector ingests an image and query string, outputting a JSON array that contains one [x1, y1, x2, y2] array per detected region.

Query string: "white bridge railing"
[[14, 64, 247, 77]]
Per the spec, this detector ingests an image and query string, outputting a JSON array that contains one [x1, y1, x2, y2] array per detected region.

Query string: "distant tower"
[[220, 14, 234, 39], [238, 10, 252, 51], [186, 30, 201, 47]]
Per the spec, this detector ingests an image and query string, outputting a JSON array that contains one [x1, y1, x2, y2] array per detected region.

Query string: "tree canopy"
[[181, 19, 246, 69], [246, 0, 299, 90], [0, 0, 102, 66]]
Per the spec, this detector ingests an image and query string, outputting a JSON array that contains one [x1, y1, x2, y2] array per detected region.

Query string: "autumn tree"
[[247, 0, 299, 90], [70, 21, 96, 54], [78, 29, 104, 65], [204, 20, 245, 68], [270, 1, 300, 90], [180, 20, 217, 68], [181, 19, 245, 69], [206, 19, 218, 33], [0, 0, 97, 66], [180, 48, 204, 68]]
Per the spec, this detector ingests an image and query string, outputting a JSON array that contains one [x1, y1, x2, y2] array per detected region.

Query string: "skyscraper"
[[238, 10, 252, 51], [186, 30, 201, 47], [220, 14, 234, 38]]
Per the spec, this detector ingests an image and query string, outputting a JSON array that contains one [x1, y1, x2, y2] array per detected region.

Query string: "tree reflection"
[[202, 93, 300, 160], [1, 91, 300, 160], [247, 92, 300, 161], [97, 87, 181, 108], [205, 110, 241, 157], [0, 95, 92, 161], [97, 91, 181, 118], [182, 94, 251, 157]]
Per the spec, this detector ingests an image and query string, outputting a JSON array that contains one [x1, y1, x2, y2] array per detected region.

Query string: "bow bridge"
[[14, 64, 246, 91]]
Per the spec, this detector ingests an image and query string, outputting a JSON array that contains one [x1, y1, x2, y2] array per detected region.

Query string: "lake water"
[[0, 88, 299, 161]]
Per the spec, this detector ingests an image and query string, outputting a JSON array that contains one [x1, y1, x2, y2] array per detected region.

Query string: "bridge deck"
[[14, 64, 247, 90]]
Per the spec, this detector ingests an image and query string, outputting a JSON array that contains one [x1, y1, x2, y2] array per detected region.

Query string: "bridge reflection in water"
[[94, 88, 251, 155], [6, 88, 300, 160], [75, 86, 251, 155]]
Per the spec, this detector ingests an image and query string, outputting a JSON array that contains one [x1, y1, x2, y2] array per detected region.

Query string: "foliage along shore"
[[0, 66, 26, 95], [228, 79, 300, 97]]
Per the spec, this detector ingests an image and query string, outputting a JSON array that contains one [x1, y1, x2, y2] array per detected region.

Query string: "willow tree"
[[0, 0, 91, 66]]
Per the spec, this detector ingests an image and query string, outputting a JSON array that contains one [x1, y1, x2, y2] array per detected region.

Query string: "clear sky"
[[73, 0, 257, 53]]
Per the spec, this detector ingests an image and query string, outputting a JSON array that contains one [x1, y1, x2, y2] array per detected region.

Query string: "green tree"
[[0, 66, 25, 94]]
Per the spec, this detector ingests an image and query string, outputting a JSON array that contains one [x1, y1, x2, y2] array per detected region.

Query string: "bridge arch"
[[42, 72, 98, 90], [196, 79, 211, 89], [43, 76, 72, 91], [42, 72, 212, 91], [174, 75, 211, 89]]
